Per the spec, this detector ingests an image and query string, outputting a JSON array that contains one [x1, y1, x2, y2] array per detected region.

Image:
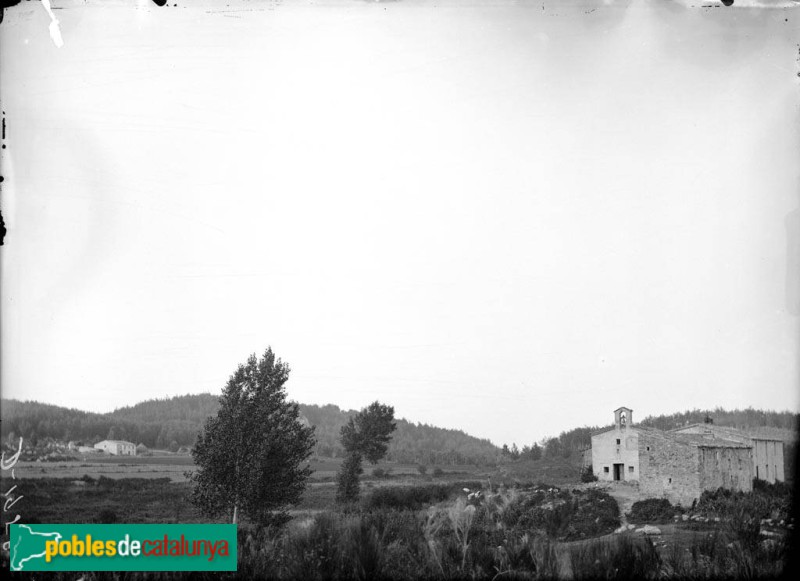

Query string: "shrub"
[[432, 467, 444, 477], [336, 452, 363, 503], [696, 484, 790, 522], [580, 464, 598, 482], [363, 484, 450, 511], [628, 498, 681, 523], [498, 487, 619, 541], [371, 467, 386, 478], [363, 482, 481, 511], [417, 464, 427, 475]]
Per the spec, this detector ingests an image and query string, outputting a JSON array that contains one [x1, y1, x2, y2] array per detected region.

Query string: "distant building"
[[94, 440, 136, 456], [590, 407, 771, 507]]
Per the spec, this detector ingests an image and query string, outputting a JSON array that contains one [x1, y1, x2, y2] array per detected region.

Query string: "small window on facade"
[[646, 446, 650, 451], [628, 466, 634, 473], [668, 477, 672, 484], [616, 439, 621, 445], [604, 466, 609, 473]]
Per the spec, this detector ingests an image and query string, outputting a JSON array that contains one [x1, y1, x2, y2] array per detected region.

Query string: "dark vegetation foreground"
[[3, 475, 796, 580]]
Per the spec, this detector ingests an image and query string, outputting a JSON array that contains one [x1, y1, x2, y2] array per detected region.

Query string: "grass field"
[[10, 455, 500, 484]]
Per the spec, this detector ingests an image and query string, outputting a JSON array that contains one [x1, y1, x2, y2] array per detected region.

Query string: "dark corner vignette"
[[0, 1, 21, 25]]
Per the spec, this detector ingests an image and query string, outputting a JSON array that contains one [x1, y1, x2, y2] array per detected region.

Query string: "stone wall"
[[697, 445, 753, 494], [591, 427, 640, 482], [637, 430, 700, 507]]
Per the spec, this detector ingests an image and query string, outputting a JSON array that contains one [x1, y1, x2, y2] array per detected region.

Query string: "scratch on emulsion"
[[39, 0, 63, 48]]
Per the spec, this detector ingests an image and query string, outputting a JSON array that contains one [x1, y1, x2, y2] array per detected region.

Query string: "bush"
[[696, 484, 791, 522], [371, 467, 386, 478], [580, 464, 598, 482], [417, 464, 427, 475], [363, 482, 482, 511], [628, 498, 682, 523], [493, 487, 618, 541], [363, 484, 450, 511], [432, 467, 444, 477]]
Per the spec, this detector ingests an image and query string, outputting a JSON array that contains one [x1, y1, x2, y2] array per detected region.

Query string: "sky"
[[1, 0, 799, 447]]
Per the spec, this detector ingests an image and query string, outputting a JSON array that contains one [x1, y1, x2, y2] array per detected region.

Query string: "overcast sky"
[[1, 0, 798, 446]]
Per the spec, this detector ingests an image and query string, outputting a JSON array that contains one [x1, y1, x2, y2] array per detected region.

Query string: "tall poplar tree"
[[189, 348, 316, 525]]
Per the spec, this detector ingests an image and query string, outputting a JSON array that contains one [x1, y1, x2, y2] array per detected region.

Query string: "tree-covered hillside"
[[2, 397, 796, 468], [0, 395, 501, 464]]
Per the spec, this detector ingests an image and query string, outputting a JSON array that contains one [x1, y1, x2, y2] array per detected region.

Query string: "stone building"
[[670, 423, 785, 484], [591, 407, 762, 507], [94, 439, 136, 456]]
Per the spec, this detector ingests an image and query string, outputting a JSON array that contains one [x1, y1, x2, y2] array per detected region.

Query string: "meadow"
[[3, 454, 795, 579]]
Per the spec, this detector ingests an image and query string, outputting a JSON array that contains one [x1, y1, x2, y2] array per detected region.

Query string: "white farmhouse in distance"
[[94, 440, 136, 456]]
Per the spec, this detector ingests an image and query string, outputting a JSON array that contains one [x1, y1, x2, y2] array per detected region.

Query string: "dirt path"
[[603, 483, 640, 526]]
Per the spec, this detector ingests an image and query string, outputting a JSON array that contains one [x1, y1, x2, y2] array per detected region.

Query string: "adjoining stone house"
[[591, 407, 756, 507], [670, 423, 785, 484], [94, 439, 136, 456]]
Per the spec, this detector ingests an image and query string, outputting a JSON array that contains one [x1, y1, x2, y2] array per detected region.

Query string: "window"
[[646, 446, 650, 451], [604, 467, 609, 473], [628, 466, 634, 473], [616, 439, 621, 445], [668, 477, 672, 484]]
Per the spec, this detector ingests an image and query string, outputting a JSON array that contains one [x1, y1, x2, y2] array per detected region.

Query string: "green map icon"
[[10, 524, 62, 571]]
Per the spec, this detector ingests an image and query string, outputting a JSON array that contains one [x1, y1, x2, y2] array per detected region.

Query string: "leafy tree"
[[340, 401, 396, 463], [189, 348, 316, 525], [336, 401, 396, 502], [336, 451, 363, 503]]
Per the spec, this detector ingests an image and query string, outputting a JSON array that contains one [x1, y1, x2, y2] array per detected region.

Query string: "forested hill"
[[0, 395, 501, 464], [2, 397, 796, 465]]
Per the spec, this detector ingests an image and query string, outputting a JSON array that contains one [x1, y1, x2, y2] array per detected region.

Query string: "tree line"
[[0, 395, 500, 464]]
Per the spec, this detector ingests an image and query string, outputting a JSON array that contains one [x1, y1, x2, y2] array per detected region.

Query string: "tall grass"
[[3, 481, 791, 580], [569, 535, 661, 580]]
